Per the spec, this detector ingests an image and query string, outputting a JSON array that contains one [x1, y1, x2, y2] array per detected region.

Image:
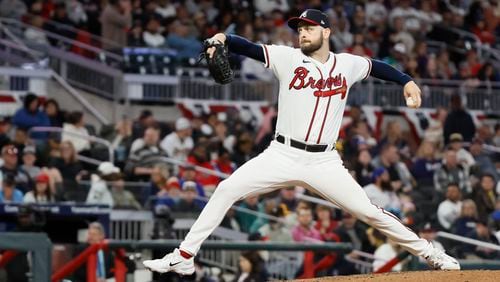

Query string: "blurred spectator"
[[20, 146, 40, 179], [231, 132, 255, 167], [292, 208, 322, 243], [465, 221, 500, 259], [1, 144, 32, 193], [128, 19, 145, 46], [0, 173, 23, 203], [233, 251, 268, 282], [437, 183, 463, 231], [126, 126, 167, 181], [444, 94, 476, 145], [314, 205, 339, 242], [373, 239, 406, 272], [411, 140, 440, 188], [212, 147, 237, 175], [74, 222, 135, 281], [0, 116, 11, 150], [352, 149, 375, 187], [173, 181, 204, 213], [142, 16, 165, 47], [186, 143, 219, 189], [448, 133, 475, 175], [389, 15, 415, 54], [335, 213, 370, 253], [364, 168, 401, 215], [179, 165, 206, 198], [275, 186, 298, 213], [44, 2, 76, 46], [24, 15, 50, 46], [254, 0, 289, 14], [107, 117, 133, 166], [436, 49, 457, 79], [372, 144, 414, 193], [110, 174, 141, 210], [0, 0, 26, 20], [155, 0, 176, 19], [12, 93, 50, 139], [155, 176, 182, 209], [48, 140, 85, 192], [148, 163, 171, 199], [166, 20, 203, 59], [132, 110, 157, 140], [160, 117, 193, 162], [62, 111, 91, 153], [23, 173, 55, 204], [478, 62, 500, 82], [452, 199, 479, 237], [100, 0, 132, 50], [257, 204, 292, 242], [66, 0, 88, 26], [236, 195, 264, 234], [86, 162, 117, 207], [434, 150, 471, 194], [330, 16, 353, 52], [44, 98, 66, 128], [469, 138, 499, 180], [423, 107, 447, 148], [365, 0, 388, 27], [472, 174, 497, 222], [377, 121, 410, 159]]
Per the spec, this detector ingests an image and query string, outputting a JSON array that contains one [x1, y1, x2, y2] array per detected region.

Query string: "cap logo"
[[300, 11, 307, 18], [321, 20, 325, 25]]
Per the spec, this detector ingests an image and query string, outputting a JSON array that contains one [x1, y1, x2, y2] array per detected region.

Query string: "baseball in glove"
[[200, 38, 234, 84]]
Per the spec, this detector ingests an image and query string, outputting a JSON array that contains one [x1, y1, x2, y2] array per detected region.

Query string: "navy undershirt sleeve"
[[370, 59, 412, 86], [226, 34, 265, 63]]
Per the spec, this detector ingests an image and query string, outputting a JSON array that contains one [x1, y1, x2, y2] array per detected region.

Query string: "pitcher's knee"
[[213, 179, 243, 201]]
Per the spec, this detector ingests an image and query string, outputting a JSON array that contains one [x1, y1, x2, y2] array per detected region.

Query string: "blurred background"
[[0, 0, 499, 281]]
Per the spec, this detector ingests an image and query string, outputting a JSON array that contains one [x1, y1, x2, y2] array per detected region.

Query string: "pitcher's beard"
[[300, 35, 323, 55]]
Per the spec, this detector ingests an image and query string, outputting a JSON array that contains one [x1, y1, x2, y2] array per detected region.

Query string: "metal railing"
[[28, 126, 114, 163]]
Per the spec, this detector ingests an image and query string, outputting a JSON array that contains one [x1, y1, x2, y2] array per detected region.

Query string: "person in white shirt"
[[160, 117, 194, 162], [364, 167, 401, 214], [62, 111, 91, 153], [86, 162, 117, 207], [23, 173, 55, 204], [437, 183, 463, 230]]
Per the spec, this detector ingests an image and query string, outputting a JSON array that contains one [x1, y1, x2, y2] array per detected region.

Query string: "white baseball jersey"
[[262, 45, 372, 145]]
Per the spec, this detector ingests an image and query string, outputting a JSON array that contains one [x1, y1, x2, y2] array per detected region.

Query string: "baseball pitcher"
[[144, 9, 460, 274]]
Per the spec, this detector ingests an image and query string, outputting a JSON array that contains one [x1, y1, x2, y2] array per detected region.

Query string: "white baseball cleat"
[[143, 248, 195, 275], [425, 248, 461, 270]]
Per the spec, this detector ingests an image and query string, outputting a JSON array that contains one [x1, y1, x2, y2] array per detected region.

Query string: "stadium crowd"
[[0, 90, 499, 278], [1, 0, 499, 80]]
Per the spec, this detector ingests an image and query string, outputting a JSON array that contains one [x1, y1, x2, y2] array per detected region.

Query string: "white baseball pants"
[[179, 141, 432, 257]]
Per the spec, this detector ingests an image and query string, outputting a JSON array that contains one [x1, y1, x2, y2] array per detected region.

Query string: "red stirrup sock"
[[179, 249, 193, 259]]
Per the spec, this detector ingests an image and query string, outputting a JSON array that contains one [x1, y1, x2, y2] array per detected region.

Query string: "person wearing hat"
[[1, 144, 32, 193], [160, 117, 194, 164], [144, 8, 461, 274], [173, 181, 203, 213], [448, 132, 475, 175], [434, 149, 471, 194], [0, 173, 23, 203], [23, 173, 55, 204], [21, 145, 41, 179], [85, 162, 117, 207]]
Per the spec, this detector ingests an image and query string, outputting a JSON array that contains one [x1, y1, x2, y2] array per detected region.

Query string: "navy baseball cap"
[[288, 9, 330, 30]]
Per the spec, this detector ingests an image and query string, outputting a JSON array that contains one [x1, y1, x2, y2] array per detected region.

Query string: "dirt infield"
[[288, 270, 500, 282]]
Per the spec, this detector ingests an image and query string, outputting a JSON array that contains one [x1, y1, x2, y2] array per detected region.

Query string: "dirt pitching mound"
[[289, 270, 499, 282]]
